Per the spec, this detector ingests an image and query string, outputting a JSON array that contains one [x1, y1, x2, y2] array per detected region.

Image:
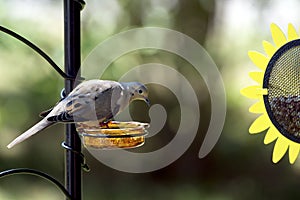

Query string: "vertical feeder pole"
[[64, 0, 85, 199]]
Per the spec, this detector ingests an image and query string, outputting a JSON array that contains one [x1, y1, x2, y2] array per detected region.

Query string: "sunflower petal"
[[272, 137, 289, 163], [248, 51, 269, 70], [264, 127, 279, 144], [262, 40, 277, 57], [287, 23, 298, 41], [288, 143, 300, 164], [249, 71, 264, 84], [240, 86, 262, 99], [249, 114, 269, 134], [271, 23, 287, 47], [249, 101, 265, 114]]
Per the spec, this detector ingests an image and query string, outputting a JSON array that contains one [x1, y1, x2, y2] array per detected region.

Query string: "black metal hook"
[[0, 168, 72, 200], [0, 25, 70, 79], [73, 0, 86, 10], [62, 142, 90, 172], [0, 25, 85, 81]]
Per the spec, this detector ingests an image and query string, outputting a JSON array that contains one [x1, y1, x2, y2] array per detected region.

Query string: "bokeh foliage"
[[1, 0, 300, 199]]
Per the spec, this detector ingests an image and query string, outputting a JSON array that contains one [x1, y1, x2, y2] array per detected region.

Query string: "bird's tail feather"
[[7, 119, 55, 149]]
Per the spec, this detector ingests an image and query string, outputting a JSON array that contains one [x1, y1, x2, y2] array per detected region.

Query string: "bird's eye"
[[138, 89, 143, 94]]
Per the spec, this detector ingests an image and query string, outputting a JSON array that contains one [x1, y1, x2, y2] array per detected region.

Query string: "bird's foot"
[[99, 121, 111, 128]]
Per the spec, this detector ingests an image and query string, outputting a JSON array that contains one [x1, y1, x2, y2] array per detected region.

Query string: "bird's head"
[[123, 82, 150, 106]]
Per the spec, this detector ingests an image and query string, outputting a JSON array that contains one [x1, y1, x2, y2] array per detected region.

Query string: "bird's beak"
[[144, 98, 150, 106]]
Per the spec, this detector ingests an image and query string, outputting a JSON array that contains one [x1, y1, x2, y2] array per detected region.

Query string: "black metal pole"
[[64, 0, 85, 199]]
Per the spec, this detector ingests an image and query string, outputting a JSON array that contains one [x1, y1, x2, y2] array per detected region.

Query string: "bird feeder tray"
[[76, 121, 149, 149]]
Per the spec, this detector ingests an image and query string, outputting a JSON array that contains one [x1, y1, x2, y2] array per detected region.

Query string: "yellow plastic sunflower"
[[241, 23, 300, 164]]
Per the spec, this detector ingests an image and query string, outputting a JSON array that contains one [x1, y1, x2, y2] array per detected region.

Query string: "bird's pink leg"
[[99, 121, 111, 128]]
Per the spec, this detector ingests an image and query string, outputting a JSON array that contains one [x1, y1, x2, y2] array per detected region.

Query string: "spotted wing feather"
[[46, 81, 123, 123]]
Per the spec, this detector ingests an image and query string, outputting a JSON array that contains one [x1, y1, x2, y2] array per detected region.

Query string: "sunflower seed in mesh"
[[269, 95, 300, 138]]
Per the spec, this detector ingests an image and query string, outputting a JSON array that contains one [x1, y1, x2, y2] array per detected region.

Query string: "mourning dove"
[[7, 80, 149, 148]]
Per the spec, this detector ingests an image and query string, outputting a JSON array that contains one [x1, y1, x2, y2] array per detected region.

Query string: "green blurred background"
[[1, 0, 300, 199]]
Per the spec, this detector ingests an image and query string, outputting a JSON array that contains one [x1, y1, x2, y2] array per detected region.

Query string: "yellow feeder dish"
[[76, 121, 149, 149]]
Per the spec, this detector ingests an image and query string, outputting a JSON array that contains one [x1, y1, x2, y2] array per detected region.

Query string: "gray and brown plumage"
[[7, 80, 149, 148]]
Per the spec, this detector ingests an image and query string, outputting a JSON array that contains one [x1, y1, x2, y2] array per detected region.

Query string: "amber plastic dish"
[[76, 121, 149, 149]]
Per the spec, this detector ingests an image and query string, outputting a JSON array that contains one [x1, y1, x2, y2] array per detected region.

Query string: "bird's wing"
[[46, 94, 95, 122], [46, 81, 123, 122], [93, 87, 122, 121]]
